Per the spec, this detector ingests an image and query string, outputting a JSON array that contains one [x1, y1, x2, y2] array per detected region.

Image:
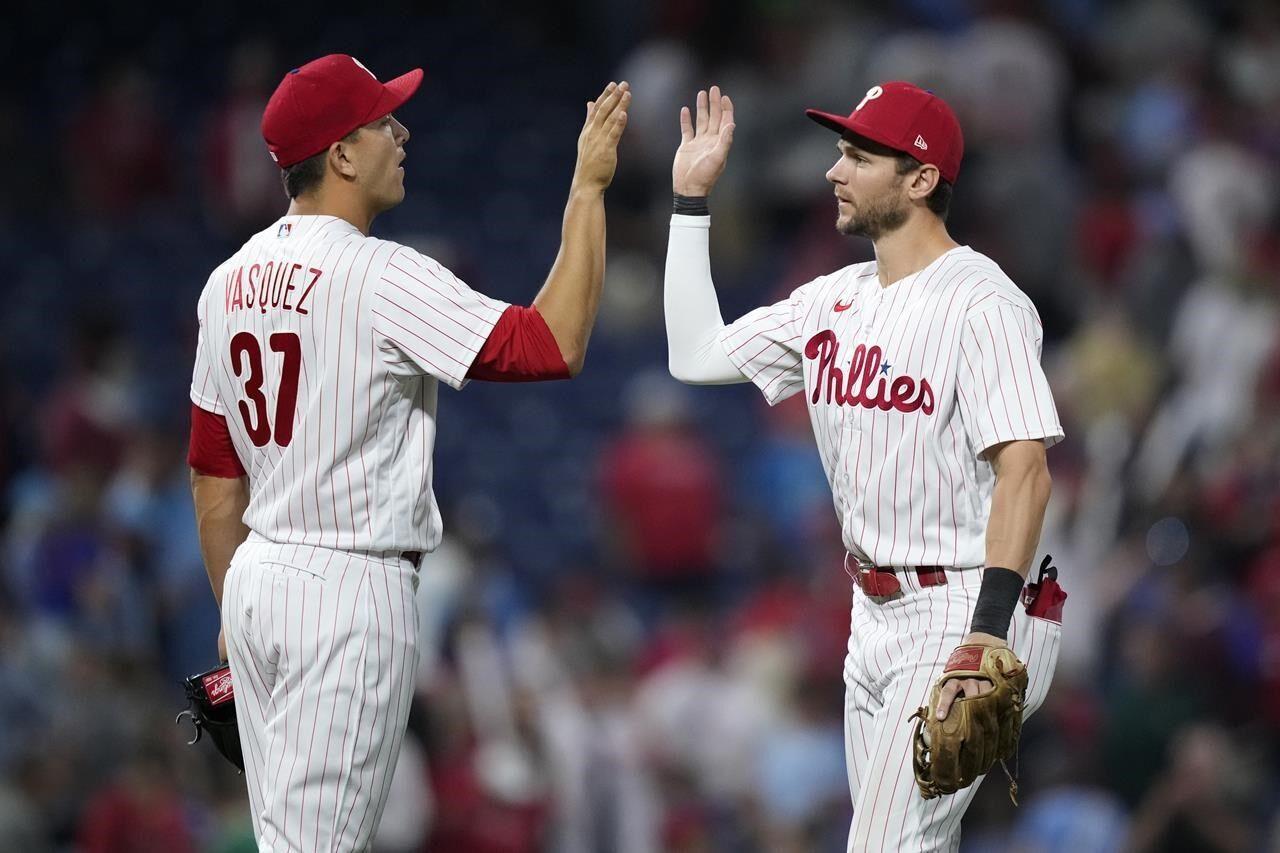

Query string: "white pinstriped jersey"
[[190, 214, 507, 552], [719, 246, 1063, 568]]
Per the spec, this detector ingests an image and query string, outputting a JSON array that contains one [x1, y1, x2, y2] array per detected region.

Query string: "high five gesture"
[[574, 81, 631, 192], [673, 85, 735, 197]]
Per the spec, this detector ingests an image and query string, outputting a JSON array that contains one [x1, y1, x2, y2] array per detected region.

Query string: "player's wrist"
[[967, 566, 1024, 640], [673, 182, 713, 198], [960, 632, 1007, 648], [568, 177, 608, 198]]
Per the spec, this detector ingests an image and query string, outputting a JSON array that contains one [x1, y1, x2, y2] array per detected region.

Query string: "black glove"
[[176, 663, 244, 772]]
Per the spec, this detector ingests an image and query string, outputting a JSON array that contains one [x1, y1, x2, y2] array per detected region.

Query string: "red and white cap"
[[806, 82, 964, 183], [261, 54, 423, 169]]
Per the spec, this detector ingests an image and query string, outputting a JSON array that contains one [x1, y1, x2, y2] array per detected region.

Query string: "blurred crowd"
[[2, 0, 1279, 850]]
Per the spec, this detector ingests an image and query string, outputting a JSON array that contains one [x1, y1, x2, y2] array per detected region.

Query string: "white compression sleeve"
[[664, 214, 749, 385]]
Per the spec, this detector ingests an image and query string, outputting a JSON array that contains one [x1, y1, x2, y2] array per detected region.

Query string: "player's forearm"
[[191, 470, 251, 607], [983, 444, 1052, 577], [531, 186, 606, 376], [664, 214, 744, 384]]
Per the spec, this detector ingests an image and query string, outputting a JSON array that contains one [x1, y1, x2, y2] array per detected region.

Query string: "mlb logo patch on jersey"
[[278, 222, 292, 238]]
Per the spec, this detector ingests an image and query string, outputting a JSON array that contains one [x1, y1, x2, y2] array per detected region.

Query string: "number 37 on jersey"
[[229, 331, 301, 448]]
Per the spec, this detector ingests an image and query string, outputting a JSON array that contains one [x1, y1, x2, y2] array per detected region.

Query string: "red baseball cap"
[[261, 54, 423, 169], [806, 82, 964, 183]]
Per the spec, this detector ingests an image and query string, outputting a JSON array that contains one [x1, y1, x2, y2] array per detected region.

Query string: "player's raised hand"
[[673, 85, 735, 197], [573, 81, 630, 192]]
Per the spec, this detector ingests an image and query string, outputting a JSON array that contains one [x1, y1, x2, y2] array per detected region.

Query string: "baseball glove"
[[176, 663, 244, 772], [909, 644, 1028, 802]]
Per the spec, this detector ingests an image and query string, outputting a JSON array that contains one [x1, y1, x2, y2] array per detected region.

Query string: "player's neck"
[[871, 216, 960, 289], [286, 192, 376, 236]]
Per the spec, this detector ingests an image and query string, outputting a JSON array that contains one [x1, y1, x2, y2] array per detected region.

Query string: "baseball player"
[[663, 83, 1065, 850], [186, 54, 629, 852]]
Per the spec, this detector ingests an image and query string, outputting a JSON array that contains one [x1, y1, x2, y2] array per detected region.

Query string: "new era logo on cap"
[[805, 81, 964, 183]]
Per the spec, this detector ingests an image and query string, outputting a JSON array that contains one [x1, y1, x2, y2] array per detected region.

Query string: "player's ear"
[[328, 139, 359, 181], [909, 164, 940, 203]]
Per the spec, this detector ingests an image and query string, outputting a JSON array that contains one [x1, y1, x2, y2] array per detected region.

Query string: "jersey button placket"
[[848, 285, 880, 435]]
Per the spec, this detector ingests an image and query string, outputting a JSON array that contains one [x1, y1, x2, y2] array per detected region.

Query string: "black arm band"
[[673, 193, 709, 216], [968, 567, 1025, 639]]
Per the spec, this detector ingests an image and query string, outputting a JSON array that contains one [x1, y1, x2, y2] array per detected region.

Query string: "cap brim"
[[805, 107, 904, 156], [366, 68, 424, 121], [805, 108, 856, 135]]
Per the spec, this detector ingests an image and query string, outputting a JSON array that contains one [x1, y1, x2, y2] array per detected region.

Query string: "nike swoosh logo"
[[833, 301, 854, 312]]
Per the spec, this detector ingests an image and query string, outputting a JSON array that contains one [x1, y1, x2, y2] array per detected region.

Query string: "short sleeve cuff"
[[973, 427, 1065, 459], [717, 327, 804, 406], [447, 297, 508, 390], [190, 389, 225, 416]]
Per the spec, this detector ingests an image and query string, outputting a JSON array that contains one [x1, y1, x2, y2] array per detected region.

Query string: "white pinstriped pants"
[[843, 566, 1061, 852], [222, 534, 421, 853]]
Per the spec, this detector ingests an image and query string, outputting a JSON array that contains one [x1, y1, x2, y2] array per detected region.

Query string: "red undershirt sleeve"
[[466, 304, 572, 382], [189, 403, 247, 478]]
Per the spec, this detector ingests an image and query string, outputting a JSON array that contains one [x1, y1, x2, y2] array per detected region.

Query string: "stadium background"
[[2, 0, 1279, 850]]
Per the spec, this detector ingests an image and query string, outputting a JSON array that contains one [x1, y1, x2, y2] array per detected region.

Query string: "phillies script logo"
[[804, 331, 935, 414], [203, 668, 235, 706]]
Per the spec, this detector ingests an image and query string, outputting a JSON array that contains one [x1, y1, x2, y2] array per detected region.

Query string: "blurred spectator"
[[1123, 725, 1258, 852], [1134, 267, 1277, 502], [598, 371, 724, 617], [740, 395, 833, 558], [105, 427, 213, 680], [753, 662, 847, 851], [64, 63, 175, 220], [1009, 786, 1130, 853], [514, 605, 659, 853], [201, 39, 285, 239], [372, 732, 433, 853], [634, 610, 779, 808], [0, 754, 51, 853], [1101, 608, 1204, 807], [76, 746, 196, 853], [17, 470, 154, 659], [426, 619, 552, 852], [42, 315, 136, 478], [1054, 308, 1162, 432]]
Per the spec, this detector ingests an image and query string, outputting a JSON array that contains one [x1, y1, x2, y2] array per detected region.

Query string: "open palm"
[[672, 85, 735, 197]]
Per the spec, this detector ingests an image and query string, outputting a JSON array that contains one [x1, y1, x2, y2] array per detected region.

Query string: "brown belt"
[[402, 551, 422, 569], [847, 562, 947, 596]]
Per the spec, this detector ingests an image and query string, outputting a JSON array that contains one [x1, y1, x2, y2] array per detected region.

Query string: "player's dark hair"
[[894, 153, 952, 221], [280, 128, 362, 200]]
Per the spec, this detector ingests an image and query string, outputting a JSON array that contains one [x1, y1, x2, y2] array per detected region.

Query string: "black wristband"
[[968, 567, 1025, 640], [673, 193, 709, 215]]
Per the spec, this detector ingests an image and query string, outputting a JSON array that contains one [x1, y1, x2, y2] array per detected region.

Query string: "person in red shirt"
[[599, 372, 724, 616]]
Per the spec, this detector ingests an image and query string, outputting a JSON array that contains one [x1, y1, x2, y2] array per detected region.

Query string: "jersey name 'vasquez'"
[[221, 260, 323, 316]]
